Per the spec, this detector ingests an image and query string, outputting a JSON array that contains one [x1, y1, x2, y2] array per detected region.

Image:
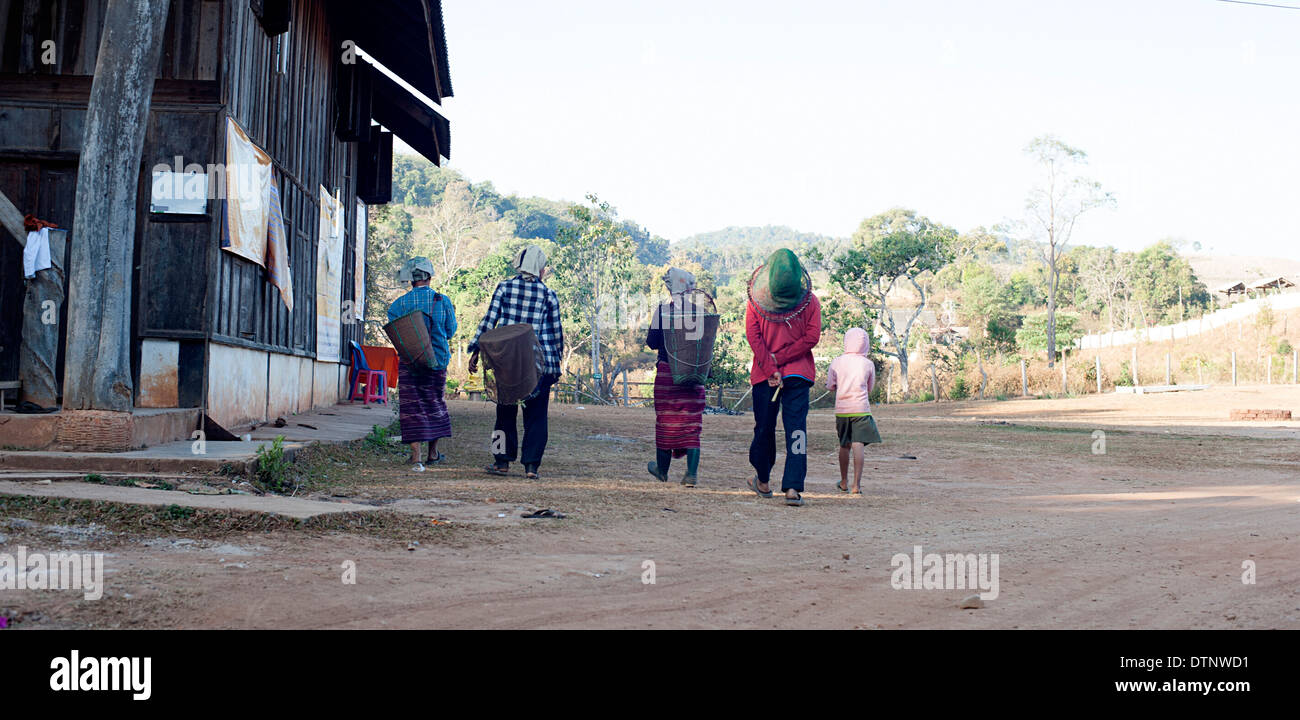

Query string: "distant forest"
[[368, 153, 1226, 400]]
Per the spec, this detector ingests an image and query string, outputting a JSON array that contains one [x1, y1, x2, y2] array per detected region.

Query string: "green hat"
[[748, 248, 811, 315]]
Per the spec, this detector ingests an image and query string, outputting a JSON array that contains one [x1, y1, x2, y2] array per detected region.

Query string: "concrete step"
[[0, 479, 382, 520], [0, 439, 306, 474]]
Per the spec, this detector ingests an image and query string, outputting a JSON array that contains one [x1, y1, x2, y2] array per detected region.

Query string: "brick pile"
[[1228, 409, 1293, 421]]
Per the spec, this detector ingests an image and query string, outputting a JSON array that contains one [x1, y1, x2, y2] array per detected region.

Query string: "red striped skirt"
[[653, 361, 705, 456]]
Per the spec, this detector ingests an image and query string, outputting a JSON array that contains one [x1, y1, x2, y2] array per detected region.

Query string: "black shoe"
[[524, 463, 540, 479]]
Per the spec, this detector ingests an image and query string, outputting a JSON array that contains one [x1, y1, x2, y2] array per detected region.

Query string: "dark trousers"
[[749, 377, 811, 493], [493, 374, 556, 467]]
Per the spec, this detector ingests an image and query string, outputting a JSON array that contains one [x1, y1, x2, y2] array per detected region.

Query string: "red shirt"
[[745, 293, 822, 386]]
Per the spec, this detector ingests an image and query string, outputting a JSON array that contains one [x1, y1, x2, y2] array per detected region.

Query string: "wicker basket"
[[661, 290, 719, 386]]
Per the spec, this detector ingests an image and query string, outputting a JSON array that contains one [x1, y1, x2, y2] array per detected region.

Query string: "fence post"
[[1020, 358, 1028, 397], [1294, 349, 1298, 383], [1198, 358, 1203, 385], [930, 363, 939, 403], [1266, 356, 1272, 385], [1232, 351, 1237, 386], [1095, 355, 1102, 394], [1061, 359, 1067, 395], [1165, 353, 1171, 385], [622, 370, 629, 406], [1132, 347, 1139, 388]]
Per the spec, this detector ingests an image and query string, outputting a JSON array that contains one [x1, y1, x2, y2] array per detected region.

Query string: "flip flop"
[[520, 508, 565, 519], [484, 464, 509, 476], [427, 453, 447, 465], [747, 476, 773, 498], [785, 492, 804, 507], [836, 480, 849, 493], [851, 489, 862, 495]]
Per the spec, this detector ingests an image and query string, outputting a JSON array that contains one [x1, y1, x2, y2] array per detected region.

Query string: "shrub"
[[254, 436, 294, 493], [949, 376, 970, 400]]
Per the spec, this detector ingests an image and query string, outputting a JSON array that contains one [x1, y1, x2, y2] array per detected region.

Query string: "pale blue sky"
[[430, 0, 1300, 256]]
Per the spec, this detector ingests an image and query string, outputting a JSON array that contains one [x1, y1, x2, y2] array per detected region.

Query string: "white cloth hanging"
[[23, 227, 51, 279]]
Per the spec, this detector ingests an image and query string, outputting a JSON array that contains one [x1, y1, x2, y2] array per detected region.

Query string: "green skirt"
[[835, 414, 882, 447]]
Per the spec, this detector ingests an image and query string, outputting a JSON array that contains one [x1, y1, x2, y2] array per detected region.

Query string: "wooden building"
[[0, 0, 451, 448]]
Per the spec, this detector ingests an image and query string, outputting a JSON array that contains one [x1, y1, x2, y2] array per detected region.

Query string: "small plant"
[[84, 473, 105, 484], [1115, 360, 1133, 387], [164, 504, 194, 520], [1277, 338, 1293, 356], [254, 436, 294, 493], [950, 376, 970, 401], [365, 424, 391, 448]]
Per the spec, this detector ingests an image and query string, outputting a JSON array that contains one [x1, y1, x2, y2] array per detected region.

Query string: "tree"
[[818, 208, 956, 395], [415, 180, 505, 280], [1020, 136, 1114, 366], [551, 194, 638, 401], [363, 205, 415, 343], [1075, 245, 1132, 332], [1128, 241, 1210, 325], [1016, 312, 1082, 358]]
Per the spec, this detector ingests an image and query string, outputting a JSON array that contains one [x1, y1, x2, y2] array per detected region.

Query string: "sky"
[[425, 0, 1300, 256]]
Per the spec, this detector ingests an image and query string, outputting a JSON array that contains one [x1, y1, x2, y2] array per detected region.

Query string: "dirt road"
[[3, 386, 1298, 629]]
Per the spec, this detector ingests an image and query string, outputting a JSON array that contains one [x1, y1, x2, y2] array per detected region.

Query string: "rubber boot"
[[682, 449, 700, 487], [647, 449, 671, 482]]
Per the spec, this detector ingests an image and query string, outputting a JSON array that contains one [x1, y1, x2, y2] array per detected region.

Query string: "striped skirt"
[[653, 361, 705, 456], [398, 363, 451, 443]]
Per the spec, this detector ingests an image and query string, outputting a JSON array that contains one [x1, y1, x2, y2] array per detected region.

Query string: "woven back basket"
[[661, 290, 719, 386]]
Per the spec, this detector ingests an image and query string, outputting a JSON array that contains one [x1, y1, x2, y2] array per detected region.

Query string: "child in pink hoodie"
[[825, 328, 882, 494]]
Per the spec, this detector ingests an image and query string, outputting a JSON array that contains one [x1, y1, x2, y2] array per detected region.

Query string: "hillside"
[[1185, 254, 1300, 292]]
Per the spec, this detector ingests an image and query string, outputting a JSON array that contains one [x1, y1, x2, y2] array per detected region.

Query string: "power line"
[[1215, 0, 1300, 10]]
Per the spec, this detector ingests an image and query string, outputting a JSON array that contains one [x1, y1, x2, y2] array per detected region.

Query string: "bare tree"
[[1079, 247, 1132, 333], [1022, 136, 1114, 366]]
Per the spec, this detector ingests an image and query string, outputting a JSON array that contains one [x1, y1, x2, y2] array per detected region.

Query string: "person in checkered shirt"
[[468, 245, 564, 479]]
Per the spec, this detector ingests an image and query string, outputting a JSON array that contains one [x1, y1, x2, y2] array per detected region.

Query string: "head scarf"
[[397, 256, 435, 282], [663, 267, 696, 295], [766, 249, 805, 310], [514, 245, 548, 279]]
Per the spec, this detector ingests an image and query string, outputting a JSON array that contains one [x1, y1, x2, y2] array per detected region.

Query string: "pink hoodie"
[[826, 328, 876, 415]]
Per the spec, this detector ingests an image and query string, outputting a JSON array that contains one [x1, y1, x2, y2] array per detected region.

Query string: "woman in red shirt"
[[744, 249, 821, 506]]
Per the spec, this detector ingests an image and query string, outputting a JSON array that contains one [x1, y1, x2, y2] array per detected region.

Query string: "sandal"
[[484, 464, 509, 476], [647, 462, 668, 482], [427, 453, 447, 465], [836, 480, 849, 493], [681, 474, 697, 487], [524, 464, 540, 480], [785, 492, 804, 507], [746, 476, 773, 498], [521, 508, 564, 519]]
